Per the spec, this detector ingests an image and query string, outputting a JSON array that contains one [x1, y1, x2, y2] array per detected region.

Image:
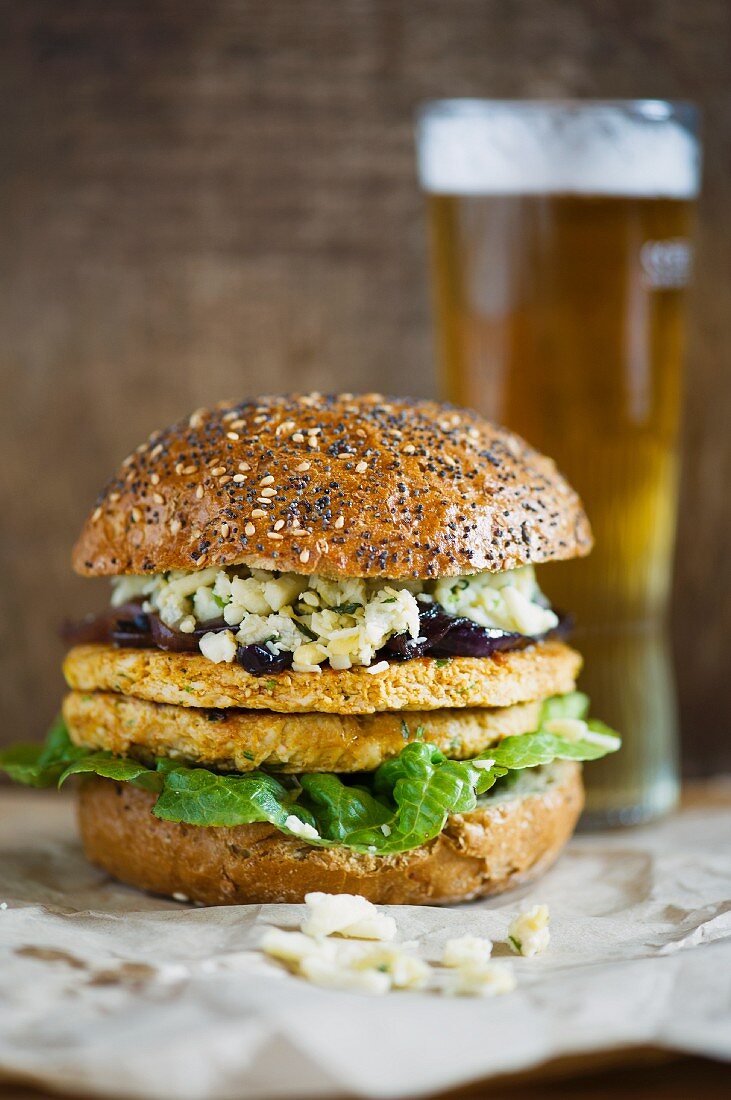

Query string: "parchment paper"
[[1, 785, 730, 1099]]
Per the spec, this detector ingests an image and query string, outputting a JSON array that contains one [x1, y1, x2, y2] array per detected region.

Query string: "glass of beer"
[[416, 100, 700, 826]]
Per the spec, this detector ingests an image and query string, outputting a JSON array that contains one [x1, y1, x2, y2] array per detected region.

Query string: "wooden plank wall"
[[1, 1, 729, 772]]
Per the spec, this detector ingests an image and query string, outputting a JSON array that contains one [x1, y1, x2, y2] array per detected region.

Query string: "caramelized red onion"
[[61, 603, 151, 648], [60, 602, 570, 674]]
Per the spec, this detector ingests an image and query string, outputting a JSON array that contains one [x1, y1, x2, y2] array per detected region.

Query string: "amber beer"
[[417, 101, 701, 824]]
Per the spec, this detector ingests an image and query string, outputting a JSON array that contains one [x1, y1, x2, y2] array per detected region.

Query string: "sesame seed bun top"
[[72, 393, 592, 579]]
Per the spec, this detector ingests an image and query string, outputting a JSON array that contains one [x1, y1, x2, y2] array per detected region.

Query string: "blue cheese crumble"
[[110, 563, 557, 671]]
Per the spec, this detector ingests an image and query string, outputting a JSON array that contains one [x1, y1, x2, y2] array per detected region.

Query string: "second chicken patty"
[[64, 690, 547, 773]]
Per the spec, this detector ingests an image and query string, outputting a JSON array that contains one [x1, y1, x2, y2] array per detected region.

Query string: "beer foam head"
[[417, 101, 700, 198]]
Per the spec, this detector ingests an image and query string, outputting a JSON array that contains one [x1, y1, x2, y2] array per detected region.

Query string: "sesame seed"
[[355, 428, 367, 438], [299, 549, 311, 564], [307, 427, 321, 436], [292, 433, 305, 443], [260, 487, 276, 497], [307, 437, 319, 449], [251, 508, 267, 518], [191, 527, 202, 539], [233, 473, 246, 483], [259, 475, 275, 486], [334, 516, 345, 529], [210, 466, 226, 477], [150, 473, 160, 485], [292, 517, 301, 528], [175, 462, 185, 475], [254, 414, 267, 424], [182, 465, 195, 475], [153, 492, 164, 505], [131, 507, 142, 522], [122, 454, 134, 467], [219, 475, 232, 485], [273, 519, 285, 531], [256, 497, 271, 506], [267, 531, 283, 540], [238, 461, 250, 472], [230, 419, 245, 431], [151, 443, 164, 457], [221, 522, 230, 537], [297, 461, 311, 472], [402, 444, 416, 455], [170, 518, 181, 535], [109, 492, 120, 502], [244, 522, 256, 536], [195, 485, 204, 499], [355, 461, 368, 473], [189, 409, 205, 428], [226, 431, 240, 441], [92, 506, 102, 522]]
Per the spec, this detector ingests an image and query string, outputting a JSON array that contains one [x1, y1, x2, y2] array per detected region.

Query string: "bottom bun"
[[78, 762, 583, 906]]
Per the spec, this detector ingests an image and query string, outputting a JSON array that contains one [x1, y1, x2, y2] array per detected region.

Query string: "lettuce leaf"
[[0, 693, 620, 854], [0, 717, 87, 787]]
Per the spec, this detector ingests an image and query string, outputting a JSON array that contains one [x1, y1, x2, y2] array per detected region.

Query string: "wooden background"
[[1, 1, 729, 772]]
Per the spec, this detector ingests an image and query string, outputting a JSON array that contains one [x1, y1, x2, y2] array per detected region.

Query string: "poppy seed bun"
[[77, 762, 583, 906], [63, 691, 545, 774], [64, 639, 581, 714], [72, 393, 592, 579]]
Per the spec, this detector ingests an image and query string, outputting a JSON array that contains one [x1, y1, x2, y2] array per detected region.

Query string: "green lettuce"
[[0, 693, 619, 855]]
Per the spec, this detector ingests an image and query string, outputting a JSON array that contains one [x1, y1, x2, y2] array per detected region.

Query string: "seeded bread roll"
[[72, 393, 592, 579], [78, 762, 583, 906]]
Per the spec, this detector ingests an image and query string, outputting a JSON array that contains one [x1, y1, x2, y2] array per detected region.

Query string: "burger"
[[1, 394, 619, 905]]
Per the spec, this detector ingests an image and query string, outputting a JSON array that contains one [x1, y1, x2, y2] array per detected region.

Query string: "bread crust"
[[72, 394, 592, 579], [63, 640, 581, 714], [63, 690, 545, 773], [77, 762, 583, 905]]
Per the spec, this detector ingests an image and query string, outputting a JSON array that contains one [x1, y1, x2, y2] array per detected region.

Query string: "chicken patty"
[[63, 691, 546, 773], [63, 641, 581, 715]]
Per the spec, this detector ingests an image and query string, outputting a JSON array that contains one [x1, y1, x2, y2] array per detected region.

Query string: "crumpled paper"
[[1, 785, 730, 1099]]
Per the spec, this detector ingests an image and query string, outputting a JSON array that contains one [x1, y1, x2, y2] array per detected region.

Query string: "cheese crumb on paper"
[[508, 905, 550, 957]]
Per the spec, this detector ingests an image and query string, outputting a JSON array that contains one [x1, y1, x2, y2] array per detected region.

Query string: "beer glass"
[[416, 100, 700, 826]]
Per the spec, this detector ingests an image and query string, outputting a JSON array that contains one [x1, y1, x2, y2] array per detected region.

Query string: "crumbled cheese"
[[298, 953, 391, 995], [508, 905, 550, 957], [111, 563, 555, 670], [471, 757, 495, 771], [364, 661, 389, 675], [262, 926, 428, 993], [301, 892, 397, 941], [349, 943, 430, 990], [545, 717, 589, 740], [432, 566, 557, 636], [545, 718, 620, 751], [0, 902, 7, 911], [442, 935, 493, 968], [192, 586, 222, 623], [284, 815, 320, 840], [445, 961, 517, 997], [198, 629, 237, 664], [260, 928, 322, 965]]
